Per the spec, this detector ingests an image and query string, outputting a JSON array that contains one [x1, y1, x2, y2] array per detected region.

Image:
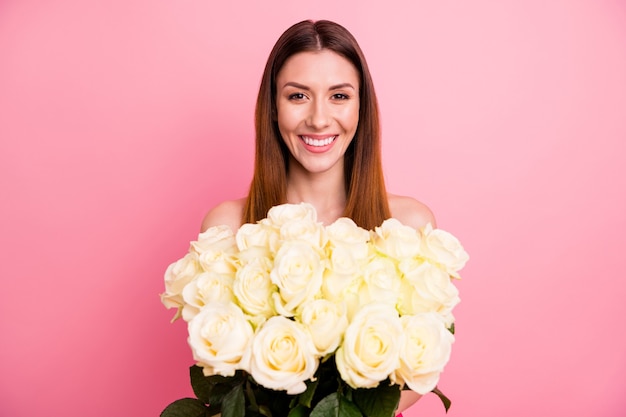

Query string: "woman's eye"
[[332, 93, 349, 100], [288, 93, 306, 100]]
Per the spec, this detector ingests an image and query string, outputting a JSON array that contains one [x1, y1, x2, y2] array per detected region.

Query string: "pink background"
[[1, 1, 625, 416]]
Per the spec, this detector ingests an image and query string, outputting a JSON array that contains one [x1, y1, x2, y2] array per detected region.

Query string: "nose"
[[306, 100, 330, 130]]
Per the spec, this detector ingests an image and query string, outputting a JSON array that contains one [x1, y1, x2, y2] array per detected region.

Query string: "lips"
[[300, 135, 337, 147]]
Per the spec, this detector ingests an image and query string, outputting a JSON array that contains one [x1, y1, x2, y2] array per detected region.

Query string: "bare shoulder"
[[387, 193, 437, 229], [200, 198, 246, 232]]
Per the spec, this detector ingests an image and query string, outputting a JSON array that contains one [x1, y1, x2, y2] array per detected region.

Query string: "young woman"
[[201, 19, 435, 414]]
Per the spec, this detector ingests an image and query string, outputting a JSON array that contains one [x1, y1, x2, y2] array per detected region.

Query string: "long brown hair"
[[243, 20, 390, 229]]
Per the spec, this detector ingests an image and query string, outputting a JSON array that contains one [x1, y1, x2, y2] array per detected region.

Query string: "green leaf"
[[207, 406, 223, 417], [161, 398, 209, 417], [310, 393, 362, 417], [431, 386, 452, 413], [258, 405, 273, 417], [222, 384, 245, 417], [339, 395, 363, 417], [448, 322, 455, 335], [310, 393, 339, 417], [262, 388, 292, 416], [288, 404, 310, 417], [209, 382, 235, 406], [190, 365, 213, 404], [298, 377, 320, 408], [245, 380, 260, 412], [208, 372, 246, 386], [353, 383, 400, 417]]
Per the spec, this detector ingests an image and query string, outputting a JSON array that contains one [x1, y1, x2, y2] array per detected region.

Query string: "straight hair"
[[243, 20, 390, 230]]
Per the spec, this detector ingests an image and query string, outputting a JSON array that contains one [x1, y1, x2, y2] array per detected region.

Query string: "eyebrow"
[[282, 81, 357, 91]]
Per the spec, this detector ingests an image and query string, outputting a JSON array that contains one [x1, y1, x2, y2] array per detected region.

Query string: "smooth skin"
[[202, 50, 435, 414]]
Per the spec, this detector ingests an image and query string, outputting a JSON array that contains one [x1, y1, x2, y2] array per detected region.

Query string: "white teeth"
[[301, 136, 336, 147]]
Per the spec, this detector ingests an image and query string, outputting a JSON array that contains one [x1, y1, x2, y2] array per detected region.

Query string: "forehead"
[[276, 50, 359, 87]]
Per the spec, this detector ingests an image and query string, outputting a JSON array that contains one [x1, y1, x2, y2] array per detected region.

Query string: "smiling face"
[[275, 49, 360, 176]]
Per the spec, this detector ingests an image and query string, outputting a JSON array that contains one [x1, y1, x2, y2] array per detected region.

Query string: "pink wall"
[[1, 1, 625, 416]]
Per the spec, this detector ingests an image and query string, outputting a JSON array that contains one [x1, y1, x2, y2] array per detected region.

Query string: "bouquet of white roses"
[[160, 203, 468, 417]]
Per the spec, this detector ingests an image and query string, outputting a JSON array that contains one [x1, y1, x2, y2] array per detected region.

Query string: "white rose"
[[197, 252, 236, 276], [233, 257, 276, 321], [326, 218, 370, 260], [391, 313, 454, 394], [358, 257, 401, 307], [191, 225, 236, 254], [266, 203, 317, 227], [270, 241, 324, 316], [236, 222, 278, 252], [161, 252, 201, 321], [190, 226, 238, 275], [188, 302, 254, 377], [248, 316, 318, 394], [420, 224, 469, 278], [279, 219, 327, 248], [298, 299, 348, 356], [322, 244, 364, 302], [398, 259, 460, 326], [372, 218, 422, 260], [335, 303, 402, 388], [181, 271, 235, 322], [236, 246, 272, 266]]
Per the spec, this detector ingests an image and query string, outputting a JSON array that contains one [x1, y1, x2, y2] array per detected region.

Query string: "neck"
[[285, 162, 347, 225]]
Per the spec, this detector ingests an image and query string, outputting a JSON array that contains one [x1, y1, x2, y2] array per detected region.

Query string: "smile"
[[300, 135, 337, 147]]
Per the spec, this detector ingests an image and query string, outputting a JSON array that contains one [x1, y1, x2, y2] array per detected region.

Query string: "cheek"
[[277, 109, 301, 138], [338, 105, 360, 133], [275, 119, 290, 145]]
